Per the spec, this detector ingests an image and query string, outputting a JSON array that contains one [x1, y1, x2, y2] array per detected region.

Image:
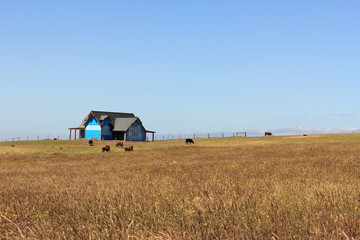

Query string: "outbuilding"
[[69, 111, 155, 141]]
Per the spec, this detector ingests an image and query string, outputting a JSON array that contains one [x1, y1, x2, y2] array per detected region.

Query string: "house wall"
[[101, 119, 113, 140], [126, 121, 146, 141], [85, 116, 101, 139]]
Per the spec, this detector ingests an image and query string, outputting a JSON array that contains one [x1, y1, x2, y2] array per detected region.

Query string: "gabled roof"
[[79, 110, 135, 128], [77, 110, 155, 133], [99, 115, 108, 121], [113, 117, 138, 131]]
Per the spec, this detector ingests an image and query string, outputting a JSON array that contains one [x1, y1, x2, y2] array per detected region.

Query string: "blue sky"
[[1, 1, 359, 140]]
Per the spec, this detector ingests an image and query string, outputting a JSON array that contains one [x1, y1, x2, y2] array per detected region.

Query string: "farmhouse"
[[69, 111, 155, 141]]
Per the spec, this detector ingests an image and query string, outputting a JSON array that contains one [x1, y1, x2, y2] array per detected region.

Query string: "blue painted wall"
[[85, 116, 101, 139], [126, 121, 145, 141], [101, 119, 113, 140]]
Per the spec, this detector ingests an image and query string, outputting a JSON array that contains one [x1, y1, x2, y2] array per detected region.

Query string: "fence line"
[[2, 132, 247, 142], [152, 132, 247, 141], [0, 135, 61, 142]]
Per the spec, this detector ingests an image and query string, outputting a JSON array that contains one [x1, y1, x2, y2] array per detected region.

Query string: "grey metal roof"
[[113, 117, 138, 131], [99, 115, 108, 121], [79, 110, 135, 128], [92, 111, 135, 124], [76, 111, 156, 133]]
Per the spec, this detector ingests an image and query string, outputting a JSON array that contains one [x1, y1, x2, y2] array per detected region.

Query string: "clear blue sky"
[[1, 1, 359, 139]]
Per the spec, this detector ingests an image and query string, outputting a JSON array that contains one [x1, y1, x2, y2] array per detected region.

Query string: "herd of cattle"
[[88, 139, 134, 152], [89, 138, 196, 153], [89, 133, 275, 153], [11, 133, 278, 151]]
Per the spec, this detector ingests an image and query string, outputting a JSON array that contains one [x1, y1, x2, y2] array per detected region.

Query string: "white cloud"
[[268, 126, 360, 136], [340, 126, 359, 132]]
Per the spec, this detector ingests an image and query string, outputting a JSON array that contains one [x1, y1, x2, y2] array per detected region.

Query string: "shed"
[[69, 111, 155, 141]]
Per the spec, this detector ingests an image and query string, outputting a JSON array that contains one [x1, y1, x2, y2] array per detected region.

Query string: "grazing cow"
[[185, 138, 195, 144], [102, 145, 110, 152], [115, 142, 123, 147], [89, 140, 94, 146], [265, 132, 273, 136], [124, 146, 133, 151]]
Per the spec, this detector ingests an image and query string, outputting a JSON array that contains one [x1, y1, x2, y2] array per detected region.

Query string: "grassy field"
[[0, 134, 359, 239]]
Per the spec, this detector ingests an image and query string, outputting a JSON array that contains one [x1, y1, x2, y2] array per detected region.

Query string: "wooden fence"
[[152, 132, 247, 141], [0, 135, 61, 142], [2, 132, 247, 142]]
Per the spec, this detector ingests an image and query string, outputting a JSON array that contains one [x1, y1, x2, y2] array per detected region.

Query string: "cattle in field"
[[185, 138, 195, 144], [265, 132, 273, 136], [124, 146, 133, 151], [102, 145, 110, 152], [89, 140, 94, 146], [115, 142, 123, 147]]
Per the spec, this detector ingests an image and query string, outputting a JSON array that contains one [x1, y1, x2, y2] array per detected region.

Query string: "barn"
[[68, 111, 155, 141]]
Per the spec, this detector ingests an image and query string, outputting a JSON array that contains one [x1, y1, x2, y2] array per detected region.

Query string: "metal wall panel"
[[126, 121, 145, 141], [101, 119, 113, 140], [85, 116, 101, 139]]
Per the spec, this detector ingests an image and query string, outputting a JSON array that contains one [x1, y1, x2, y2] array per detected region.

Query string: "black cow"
[[185, 138, 195, 144], [265, 132, 273, 136], [89, 140, 94, 146]]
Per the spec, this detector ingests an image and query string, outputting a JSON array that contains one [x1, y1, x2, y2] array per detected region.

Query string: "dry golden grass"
[[0, 134, 359, 239]]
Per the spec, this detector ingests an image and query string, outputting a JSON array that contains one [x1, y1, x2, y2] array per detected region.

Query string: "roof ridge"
[[91, 110, 134, 114]]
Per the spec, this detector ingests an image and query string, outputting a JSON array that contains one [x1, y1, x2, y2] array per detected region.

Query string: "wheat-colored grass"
[[0, 134, 359, 239]]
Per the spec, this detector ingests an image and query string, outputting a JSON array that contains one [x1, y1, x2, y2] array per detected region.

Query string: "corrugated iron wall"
[[101, 119, 113, 140], [126, 121, 145, 141]]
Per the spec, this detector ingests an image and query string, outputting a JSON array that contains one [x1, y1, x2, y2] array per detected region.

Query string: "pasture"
[[0, 134, 359, 239]]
